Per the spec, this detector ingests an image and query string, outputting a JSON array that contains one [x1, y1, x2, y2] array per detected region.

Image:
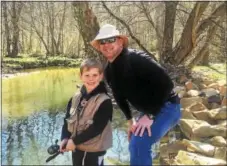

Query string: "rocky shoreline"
[[159, 74, 227, 165]]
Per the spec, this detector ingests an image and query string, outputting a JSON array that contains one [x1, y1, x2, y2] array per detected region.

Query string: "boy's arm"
[[72, 99, 113, 145], [61, 98, 72, 140]]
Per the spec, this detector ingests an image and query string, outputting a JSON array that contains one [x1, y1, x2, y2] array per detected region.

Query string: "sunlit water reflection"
[[2, 67, 160, 165]]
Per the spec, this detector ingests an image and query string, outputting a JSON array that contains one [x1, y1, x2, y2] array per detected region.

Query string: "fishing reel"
[[46, 139, 64, 163], [47, 139, 60, 155]]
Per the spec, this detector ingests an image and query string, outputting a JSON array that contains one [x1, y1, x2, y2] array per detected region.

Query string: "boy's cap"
[[90, 24, 128, 51]]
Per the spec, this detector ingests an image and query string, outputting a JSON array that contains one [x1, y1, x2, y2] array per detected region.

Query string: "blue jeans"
[[129, 102, 181, 165]]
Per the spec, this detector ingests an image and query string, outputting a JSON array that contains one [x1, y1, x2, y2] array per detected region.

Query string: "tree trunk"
[[172, 2, 209, 65], [154, 3, 165, 60], [188, 22, 219, 67], [28, 24, 33, 53], [72, 2, 100, 59], [2, 2, 11, 57], [160, 2, 178, 64], [200, 49, 209, 66], [30, 3, 50, 55], [11, 2, 23, 58]]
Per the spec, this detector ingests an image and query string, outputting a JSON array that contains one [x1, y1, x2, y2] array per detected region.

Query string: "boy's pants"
[[129, 102, 181, 165], [72, 149, 106, 166]]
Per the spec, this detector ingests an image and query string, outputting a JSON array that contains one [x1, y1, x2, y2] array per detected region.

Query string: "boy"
[[60, 58, 113, 166]]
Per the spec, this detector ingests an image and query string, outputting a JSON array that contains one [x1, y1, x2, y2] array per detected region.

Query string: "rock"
[[199, 83, 207, 89], [210, 103, 220, 109], [181, 97, 208, 109], [214, 147, 227, 160], [182, 139, 215, 157], [201, 88, 219, 97], [192, 107, 226, 123], [217, 80, 226, 86], [174, 86, 186, 93], [192, 111, 215, 124], [185, 102, 208, 112], [208, 107, 227, 120], [219, 86, 226, 97], [185, 81, 199, 91], [187, 90, 201, 97], [159, 141, 187, 165], [217, 120, 227, 126], [179, 119, 227, 140], [182, 109, 197, 120], [221, 96, 226, 106], [178, 75, 188, 84], [174, 86, 186, 98], [207, 83, 219, 89], [207, 94, 222, 104], [178, 91, 186, 98], [173, 150, 227, 165], [194, 124, 227, 138], [209, 136, 227, 147], [181, 139, 227, 160], [203, 79, 214, 86]]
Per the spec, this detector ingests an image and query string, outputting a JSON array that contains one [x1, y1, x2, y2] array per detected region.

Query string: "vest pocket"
[[66, 117, 77, 133]]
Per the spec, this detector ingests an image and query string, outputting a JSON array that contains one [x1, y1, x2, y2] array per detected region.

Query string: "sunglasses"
[[99, 37, 117, 45]]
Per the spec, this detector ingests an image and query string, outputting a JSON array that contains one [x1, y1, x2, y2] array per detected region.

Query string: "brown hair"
[[80, 58, 103, 75]]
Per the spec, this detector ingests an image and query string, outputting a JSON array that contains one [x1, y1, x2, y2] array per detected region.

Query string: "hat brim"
[[90, 35, 128, 52]]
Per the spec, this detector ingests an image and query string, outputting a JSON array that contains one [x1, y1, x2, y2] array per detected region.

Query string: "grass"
[[2, 56, 82, 73], [192, 63, 226, 81]]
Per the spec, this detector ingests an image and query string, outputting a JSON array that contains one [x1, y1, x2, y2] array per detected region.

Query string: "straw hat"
[[90, 24, 128, 51]]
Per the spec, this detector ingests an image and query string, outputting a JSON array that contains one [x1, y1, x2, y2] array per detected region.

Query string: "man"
[[90, 24, 181, 165]]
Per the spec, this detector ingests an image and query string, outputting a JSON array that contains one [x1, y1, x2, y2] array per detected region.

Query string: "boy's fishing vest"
[[66, 92, 112, 152]]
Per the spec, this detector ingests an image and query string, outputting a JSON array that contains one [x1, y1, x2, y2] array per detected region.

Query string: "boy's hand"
[[66, 139, 76, 151], [60, 138, 68, 152], [134, 115, 153, 137]]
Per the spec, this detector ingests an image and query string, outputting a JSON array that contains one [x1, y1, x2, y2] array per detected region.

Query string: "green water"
[[1, 67, 130, 165], [2, 68, 81, 118]]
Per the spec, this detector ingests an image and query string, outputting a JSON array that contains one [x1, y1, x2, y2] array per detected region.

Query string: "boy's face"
[[80, 67, 103, 93]]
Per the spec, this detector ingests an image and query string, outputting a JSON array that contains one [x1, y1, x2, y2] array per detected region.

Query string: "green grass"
[[192, 63, 226, 81], [2, 56, 82, 72]]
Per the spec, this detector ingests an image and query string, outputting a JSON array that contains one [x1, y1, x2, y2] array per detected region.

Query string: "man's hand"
[[60, 138, 68, 152], [134, 115, 153, 137], [127, 118, 136, 141], [65, 139, 76, 151]]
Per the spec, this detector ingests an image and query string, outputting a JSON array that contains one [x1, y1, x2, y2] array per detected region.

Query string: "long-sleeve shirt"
[[105, 48, 179, 120]]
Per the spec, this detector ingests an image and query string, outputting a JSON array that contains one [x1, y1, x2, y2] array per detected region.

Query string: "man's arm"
[[104, 66, 132, 120]]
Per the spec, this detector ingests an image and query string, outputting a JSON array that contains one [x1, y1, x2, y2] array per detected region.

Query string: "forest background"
[[1, 1, 226, 72]]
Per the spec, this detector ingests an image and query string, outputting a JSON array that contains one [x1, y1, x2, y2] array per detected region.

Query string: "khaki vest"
[[66, 92, 112, 152]]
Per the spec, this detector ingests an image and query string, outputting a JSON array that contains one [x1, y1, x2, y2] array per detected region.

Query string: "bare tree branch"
[[140, 2, 162, 40], [101, 1, 157, 61], [196, 2, 226, 36]]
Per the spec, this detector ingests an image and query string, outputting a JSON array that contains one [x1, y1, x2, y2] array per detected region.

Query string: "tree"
[[72, 2, 100, 59]]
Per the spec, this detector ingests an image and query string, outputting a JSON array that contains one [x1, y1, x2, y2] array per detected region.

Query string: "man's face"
[[98, 37, 124, 62], [80, 67, 103, 93]]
